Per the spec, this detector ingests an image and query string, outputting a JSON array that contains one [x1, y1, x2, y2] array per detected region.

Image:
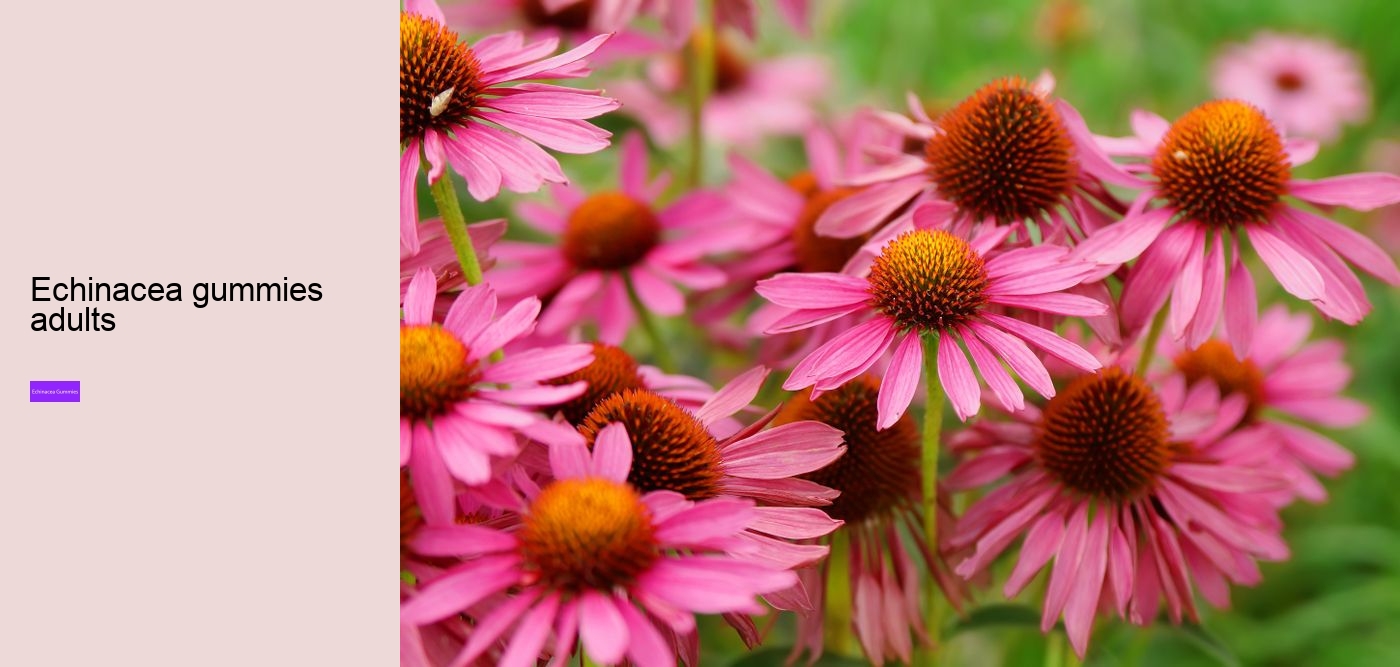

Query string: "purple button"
[[31, 380, 80, 403]]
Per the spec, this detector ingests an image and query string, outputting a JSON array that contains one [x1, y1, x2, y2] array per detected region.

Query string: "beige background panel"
[[0, 2, 397, 665]]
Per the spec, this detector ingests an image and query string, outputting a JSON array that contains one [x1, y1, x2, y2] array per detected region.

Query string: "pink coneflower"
[[949, 367, 1289, 657], [775, 377, 967, 666], [1211, 32, 1370, 143], [400, 422, 800, 667], [815, 75, 1140, 243], [399, 0, 618, 253], [490, 132, 736, 344], [756, 227, 1105, 425], [1162, 306, 1363, 502], [1078, 99, 1400, 351], [610, 32, 829, 148], [400, 268, 593, 523]]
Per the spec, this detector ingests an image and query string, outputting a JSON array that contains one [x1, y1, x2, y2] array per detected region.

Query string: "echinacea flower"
[[610, 32, 829, 148], [400, 422, 799, 667], [491, 132, 736, 344], [1162, 306, 1363, 502], [815, 75, 1139, 243], [1211, 31, 1370, 143], [776, 377, 967, 666], [400, 268, 593, 523], [400, 0, 618, 253], [1079, 99, 1400, 351], [949, 367, 1289, 657], [757, 227, 1106, 425], [439, 0, 665, 67]]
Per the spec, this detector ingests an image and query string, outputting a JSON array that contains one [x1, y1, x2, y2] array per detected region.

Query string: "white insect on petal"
[[1173, 150, 1189, 161], [429, 87, 455, 118]]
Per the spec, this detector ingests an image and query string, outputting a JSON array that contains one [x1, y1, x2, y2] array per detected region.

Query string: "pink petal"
[[755, 272, 873, 309], [966, 322, 1054, 398], [815, 176, 928, 238], [1185, 234, 1226, 348], [592, 422, 633, 482], [1168, 226, 1207, 340], [400, 556, 519, 625], [1072, 206, 1175, 265], [1042, 504, 1089, 632], [407, 424, 455, 524], [412, 524, 517, 557], [1283, 206, 1400, 285], [1063, 511, 1109, 658], [876, 331, 924, 429], [1004, 513, 1065, 597], [1289, 172, 1400, 211], [452, 588, 541, 666], [579, 592, 629, 665], [937, 333, 981, 421], [486, 112, 612, 154], [722, 422, 846, 478], [400, 419, 413, 466], [981, 313, 1102, 372], [400, 146, 422, 253], [402, 268, 437, 326], [630, 267, 686, 315], [499, 594, 561, 667], [654, 497, 754, 545], [695, 366, 769, 426], [1056, 98, 1152, 189], [1247, 224, 1325, 300], [785, 318, 895, 391], [960, 328, 1024, 412], [618, 602, 673, 667], [1224, 251, 1258, 359], [748, 506, 842, 539]]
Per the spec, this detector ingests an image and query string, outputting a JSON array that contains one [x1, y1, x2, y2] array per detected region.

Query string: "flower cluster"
[[400, 2, 1398, 665]]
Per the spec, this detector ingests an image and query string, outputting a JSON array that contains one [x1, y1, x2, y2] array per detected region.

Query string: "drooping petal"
[[876, 331, 924, 429], [1288, 172, 1400, 211]]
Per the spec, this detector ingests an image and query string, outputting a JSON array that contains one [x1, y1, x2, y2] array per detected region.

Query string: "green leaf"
[[946, 603, 1043, 637], [726, 647, 866, 667], [1172, 623, 1241, 667]]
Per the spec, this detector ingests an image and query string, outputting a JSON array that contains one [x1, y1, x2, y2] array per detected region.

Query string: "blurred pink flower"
[[1160, 306, 1363, 503], [440, 0, 666, 66], [491, 132, 737, 344], [400, 0, 618, 252], [949, 367, 1290, 658], [611, 33, 829, 148], [400, 269, 593, 522], [1081, 100, 1400, 353], [1211, 31, 1370, 143], [757, 227, 1105, 425], [400, 422, 799, 667], [647, 0, 811, 43], [399, 218, 506, 319]]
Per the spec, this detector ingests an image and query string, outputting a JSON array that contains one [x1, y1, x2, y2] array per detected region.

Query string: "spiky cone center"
[[924, 77, 1078, 222], [867, 229, 991, 332], [580, 390, 725, 500], [1152, 100, 1291, 228], [547, 343, 648, 425], [1173, 340, 1266, 422], [401, 324, 480, 421], [519, 478, 660, 592], [1034, 368, 1172, 500], [790, 186, 869, 273], [776, 377, 920, 522], [522, 0, 594, 30], [682, 31, 750, 93], [400, 12, 482, 145], [562, 192, 662, 271]]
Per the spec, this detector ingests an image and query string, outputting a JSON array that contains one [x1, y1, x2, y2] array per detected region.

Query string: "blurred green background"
[[448, 0, 1400, 664]]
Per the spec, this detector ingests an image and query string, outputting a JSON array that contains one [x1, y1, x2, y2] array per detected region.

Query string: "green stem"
[[623, 274, 678, 373], [1136, 306, 1168, 377], [919, 332, 946, 666], [424, 167, 485, 287], [685, 2, 715, 187], [823, 530, 855, 656], [1045, 631, 1066, 667]]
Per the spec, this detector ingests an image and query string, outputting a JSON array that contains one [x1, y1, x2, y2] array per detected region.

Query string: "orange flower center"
[[1152, 100, 1291, 228], [1034, 368, 1171, 500], [522, 0, 594, 30], [580, 390, 725, 500], [547, 343, 648, 425], [400, 324, 480, 421], [867, 230, 990, 332], [400, 13, 483, 144], [790, 186, 869, 273], [777, 377, 920, 522], [562, 192, 662, 271], [924, 77, 1078, 222], [1173, 340, 1266, 422], [519, 478, 660, 591]]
